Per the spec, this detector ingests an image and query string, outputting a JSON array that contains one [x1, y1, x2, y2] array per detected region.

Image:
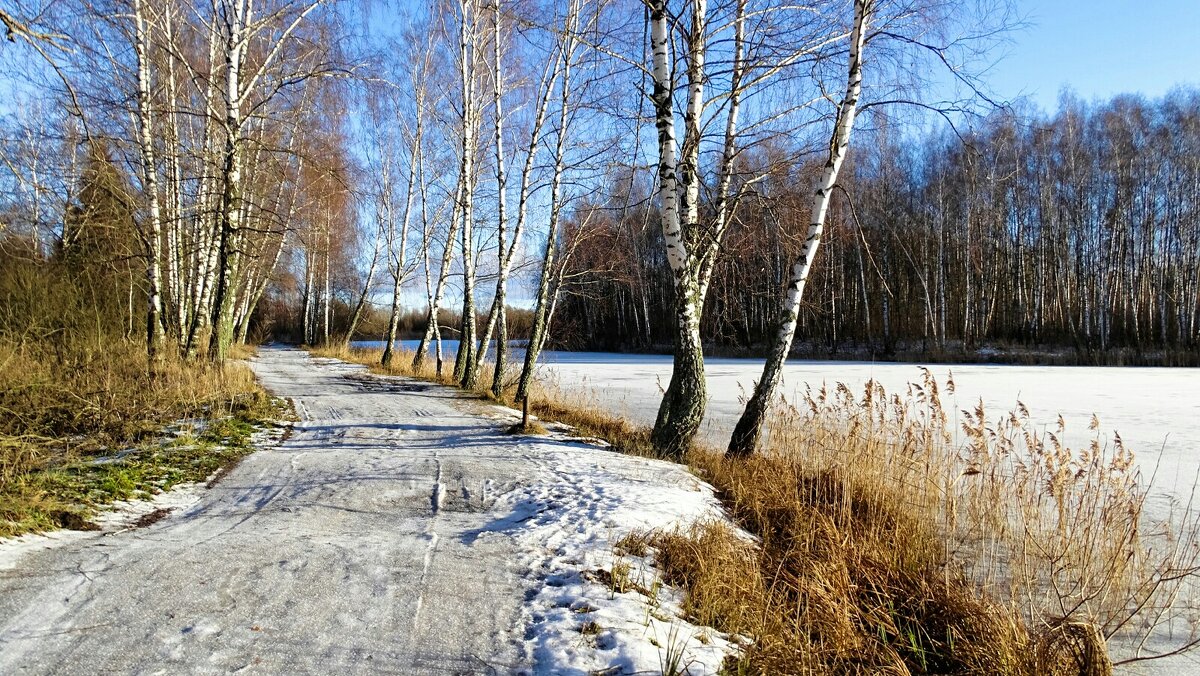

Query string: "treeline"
[[264, 303, 536, 345], [0, 0, 357, 362], [553, 91, 1200, 364]]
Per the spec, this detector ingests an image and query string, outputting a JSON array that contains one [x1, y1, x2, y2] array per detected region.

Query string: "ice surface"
[[361, 340, 1200, 497]]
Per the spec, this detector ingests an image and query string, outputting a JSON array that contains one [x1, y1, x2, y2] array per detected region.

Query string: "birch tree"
[[378, 51, 427, 366], [476, 0, 569, 397], [645, 0, 759, 458], [451, 0, 482, 388], [130, 0, 166, 362], [727, 0, 871, 457], [469, 0, 509, 390], [514, 0, 585, 403], [206, 0, 329, 361]]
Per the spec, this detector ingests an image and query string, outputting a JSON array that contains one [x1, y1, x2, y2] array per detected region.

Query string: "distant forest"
[[548, 92, 1200, 364]]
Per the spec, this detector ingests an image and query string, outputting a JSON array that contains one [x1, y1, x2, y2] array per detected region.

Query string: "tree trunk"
[[133, 0, 165, 364], [474, 0, 509, 392], [454, 0, 480, 389], [343, 235, 381, 345], [207, 0, 246, 362], [646, 0, 709, 459], [514, 6, 577, 402], [728, 0, 869, 458], [413, 180, 462, 371]]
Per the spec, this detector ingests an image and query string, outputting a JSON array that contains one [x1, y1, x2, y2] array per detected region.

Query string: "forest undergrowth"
[[0, 256, 284, 538], [314, 343, 1200, 675]]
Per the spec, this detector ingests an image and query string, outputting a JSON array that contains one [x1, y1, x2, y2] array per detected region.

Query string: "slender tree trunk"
[[343, 236, 381, 345], [515, 218, 559, 403], [454, 0, 480, 388], [414, 180, 462, 371], [515, 6, 577, 402], [475, 0, 508, 392], [234, 232, 286, 345], [489, 19, 562, 395], [728, 0, 870, 457], [383, 62, 426, 368], [133, 0, 165, 363], [455, 196, 478, 385], [321, 226, 331, 346], [302, 251, 315, 344]]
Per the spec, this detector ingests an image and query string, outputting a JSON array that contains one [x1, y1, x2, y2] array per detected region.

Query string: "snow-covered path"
[[0, 348, 733, 674]]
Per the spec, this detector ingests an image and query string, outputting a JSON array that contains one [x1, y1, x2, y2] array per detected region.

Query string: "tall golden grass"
[[1, 339, 267, 534], [762, 372, 1199, 664]]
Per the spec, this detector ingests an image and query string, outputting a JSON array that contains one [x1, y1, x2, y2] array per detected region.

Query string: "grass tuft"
[[1, 341, 287, 537]]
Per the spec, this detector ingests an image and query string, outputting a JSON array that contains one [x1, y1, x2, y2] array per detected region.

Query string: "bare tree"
[[727, 0, 870, 457]]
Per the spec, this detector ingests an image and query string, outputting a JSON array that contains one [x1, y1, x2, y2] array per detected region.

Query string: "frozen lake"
[[358, 339, 1200, 493]]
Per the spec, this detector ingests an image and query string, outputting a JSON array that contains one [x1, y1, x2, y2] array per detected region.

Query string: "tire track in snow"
[[413, 454, 444, 632]]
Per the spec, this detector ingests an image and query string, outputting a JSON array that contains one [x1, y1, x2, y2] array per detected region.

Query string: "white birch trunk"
[[413, 179, 462, 372], [474, 0, 508, 391], [184, 18, 222, 359], [515, 2, 578, 402], [207, 0, 247, 361], [488, 33, 562, 395], [133, 0, 165, 362], [728, 0, 871, 457], [454, 0, 480, 388], [382, 77, 423, 367], [648, 0, 708, 459]]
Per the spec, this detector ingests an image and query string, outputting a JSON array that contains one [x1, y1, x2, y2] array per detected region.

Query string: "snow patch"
[[0, 481, 209, 572], [479, 404, 743, 674]]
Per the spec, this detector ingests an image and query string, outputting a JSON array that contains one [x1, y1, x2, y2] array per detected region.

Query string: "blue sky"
[[985, 0, 1200, 111]]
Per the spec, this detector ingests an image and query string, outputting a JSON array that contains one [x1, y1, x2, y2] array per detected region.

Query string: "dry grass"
[[657, 459, 1034, 674], [312, 345, 1197, 673], [506, 420, 549, 436], [309, 343, 457, 384], [308, 343, 656, 453], [749, 372, 1200, 669], [0, 339, 279, 536]]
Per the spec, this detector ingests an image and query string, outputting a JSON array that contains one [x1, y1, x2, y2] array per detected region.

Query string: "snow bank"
[[480, 404, 742, 675]]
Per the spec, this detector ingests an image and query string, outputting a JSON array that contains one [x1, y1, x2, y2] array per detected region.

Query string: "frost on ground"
[[0, 421, 285, 572], [0, 347, 737, 674], [0, 482, 210, 573]]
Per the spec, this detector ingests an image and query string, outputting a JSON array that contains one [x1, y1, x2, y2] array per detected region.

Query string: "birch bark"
[[454, 0, 481, 388], [132, 0, 165, 363], [515, 2, 577, 403], [382, 62, 425, 367], [207, 0, 247, 361], [727, 0, 871, 457], [413, 179, 462, 372], [472, 0, 508, 390], [647, 0, 708, 459], [487, 18, 562, 396]]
